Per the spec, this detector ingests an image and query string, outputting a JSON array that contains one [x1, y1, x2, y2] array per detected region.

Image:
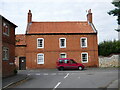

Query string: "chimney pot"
[[28, 10, 32, 23], [87, 9, 92, 23]]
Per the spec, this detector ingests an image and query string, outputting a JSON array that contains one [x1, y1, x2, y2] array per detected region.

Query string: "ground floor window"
[[81, 52, 88, 63], [37, 53, 44, 64], [60, 53, 67, 58], [3, 47, 9, 60]]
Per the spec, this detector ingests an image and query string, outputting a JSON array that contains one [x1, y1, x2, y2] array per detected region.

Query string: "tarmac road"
[[10, 68, 119, 89]]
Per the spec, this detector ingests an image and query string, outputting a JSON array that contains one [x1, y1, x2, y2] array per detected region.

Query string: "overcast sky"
[[0, 0, 118, 43]]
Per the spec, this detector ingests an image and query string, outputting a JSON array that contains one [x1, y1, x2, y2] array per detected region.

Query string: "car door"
[[69, 59, 78, 69], [63, 59, 71, 69]]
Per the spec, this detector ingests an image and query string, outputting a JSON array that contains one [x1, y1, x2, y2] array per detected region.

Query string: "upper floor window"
[[37, 38, 44, 48], [59, 38, 66, 48], [81, 52, 88, 63], [81, 37, 87, 48], [37, 53, 44, 64], [3, 23, 9, 36], [3, 47, 9, 60]]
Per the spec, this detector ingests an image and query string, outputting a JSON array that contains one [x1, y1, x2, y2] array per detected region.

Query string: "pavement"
[[2, 68, 119, 89], [2, 72, 28, 89]]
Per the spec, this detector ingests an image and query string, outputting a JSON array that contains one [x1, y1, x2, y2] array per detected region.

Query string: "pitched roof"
[[16, 34, 26, 46], [26, 21, 97, 34], [1, 15, 17, 27]]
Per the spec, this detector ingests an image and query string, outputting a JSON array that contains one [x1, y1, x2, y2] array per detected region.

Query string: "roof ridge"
[[32, 21, 88, 23]]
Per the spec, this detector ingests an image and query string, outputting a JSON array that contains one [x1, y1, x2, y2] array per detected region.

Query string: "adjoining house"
[[1, 15, 17, 77], [15, 34, 26, 70], [15, 9, 98, 69]]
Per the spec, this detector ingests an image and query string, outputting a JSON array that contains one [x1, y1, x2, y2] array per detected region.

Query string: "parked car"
[[57, 58, 85, 70]]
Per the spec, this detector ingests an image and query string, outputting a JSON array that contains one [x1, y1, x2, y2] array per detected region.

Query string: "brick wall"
[[2, 18, 16, 77], [25, 34, 98, 69], [99, 55, 119, 67]]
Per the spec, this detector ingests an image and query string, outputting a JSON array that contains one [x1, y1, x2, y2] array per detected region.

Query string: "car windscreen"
[[70, 59, 77, 64]]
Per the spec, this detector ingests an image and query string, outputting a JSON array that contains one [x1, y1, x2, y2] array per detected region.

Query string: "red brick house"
[[15, 9, 98, 69], [1, 15, 17, 77]]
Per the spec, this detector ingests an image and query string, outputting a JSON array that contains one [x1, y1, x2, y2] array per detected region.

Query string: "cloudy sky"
[[0, 0, 118, 43]]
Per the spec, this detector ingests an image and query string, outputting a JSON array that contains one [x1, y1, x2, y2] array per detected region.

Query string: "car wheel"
[[78, 66, 83, 70], [58, 67, 64, 71]]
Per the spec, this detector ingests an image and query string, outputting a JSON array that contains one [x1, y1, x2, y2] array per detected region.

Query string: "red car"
[[57, 58, 85, 70]]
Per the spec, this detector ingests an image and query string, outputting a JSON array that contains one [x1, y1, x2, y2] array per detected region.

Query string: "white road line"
[[3, 82, 14, 89], [27, 74, 31, 76], [44, 73, 48, 75], [64, 73, 69, 79], [54, 82, 61, 89], [36, 73, 40, 75]]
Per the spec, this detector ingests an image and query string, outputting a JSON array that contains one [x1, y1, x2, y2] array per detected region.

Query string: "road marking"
[[27, 74, 31, 76], [3, 82, 14, 89], [64, 73, 69, 79], [54, 82, 61, 89], [36, 73, 40, 75], [78, 77, 80, 79], [44, 73, 48, 75]]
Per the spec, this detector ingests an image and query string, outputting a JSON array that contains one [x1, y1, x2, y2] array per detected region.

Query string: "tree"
[[98, 40, 120, 56], [108, 1, 120, 24]]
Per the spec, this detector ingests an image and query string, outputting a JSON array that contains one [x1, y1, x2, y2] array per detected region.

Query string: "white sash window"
[[37, 53, 44, 64]]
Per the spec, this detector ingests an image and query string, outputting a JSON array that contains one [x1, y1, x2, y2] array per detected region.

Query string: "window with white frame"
[[60, 53, 67, 58], [37, 38, 44, 48], [3, 23, 9, 36], [3, 47, 9, 60], [37, 53, 44, 64], [59, 38, 66, 48], [81, 52, 88, 63], [81, 37, 87, 48]]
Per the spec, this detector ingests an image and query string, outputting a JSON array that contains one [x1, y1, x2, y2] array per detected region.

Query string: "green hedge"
[[98, 40, 120, 56]]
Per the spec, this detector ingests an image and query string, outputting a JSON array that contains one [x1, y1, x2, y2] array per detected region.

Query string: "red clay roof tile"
[[26, 21, 96, 34]]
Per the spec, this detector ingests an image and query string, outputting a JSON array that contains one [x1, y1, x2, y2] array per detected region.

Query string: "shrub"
[[14, 69, 18, 74]]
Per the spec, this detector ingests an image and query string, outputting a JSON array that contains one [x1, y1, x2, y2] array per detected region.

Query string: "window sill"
[[37, 47, 44, 49], [81, 46, 87, 48], [60, 47, 66, 48], [3, 33, 9, 36], [82, 62, 88, 63], [3, 59, 9, 61]]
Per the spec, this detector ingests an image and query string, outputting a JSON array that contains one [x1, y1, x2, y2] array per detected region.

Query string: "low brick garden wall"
[[99, 54, 120, 67]]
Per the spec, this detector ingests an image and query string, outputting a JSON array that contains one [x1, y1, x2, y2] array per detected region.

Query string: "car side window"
[[59, 60, 63, 63], [64, 59, 69, 64]]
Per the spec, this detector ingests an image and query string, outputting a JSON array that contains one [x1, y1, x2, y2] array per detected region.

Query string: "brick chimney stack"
[[28, 10, 32, 23], [87, 9, 92, 23]]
